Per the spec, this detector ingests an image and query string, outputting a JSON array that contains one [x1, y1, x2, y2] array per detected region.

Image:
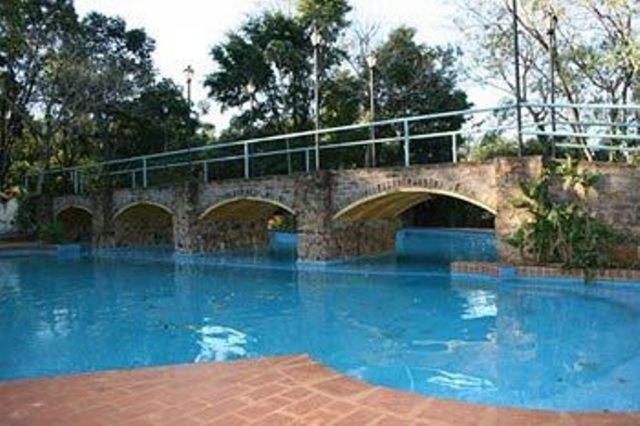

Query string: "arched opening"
[[333, 189, 496, 264], [334, 188, 496, 221], [197, 197, 296, 254], [113, 202, 174, 248], [56, 206, 93, 242]]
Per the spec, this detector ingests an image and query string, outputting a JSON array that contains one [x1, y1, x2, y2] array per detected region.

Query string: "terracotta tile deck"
[[1, 355, 638, 425]]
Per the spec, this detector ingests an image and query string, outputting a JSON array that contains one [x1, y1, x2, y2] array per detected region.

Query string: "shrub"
[[509, 158, 616, 269], [38, 220, 66, 244], [15, 194, 40, 236]]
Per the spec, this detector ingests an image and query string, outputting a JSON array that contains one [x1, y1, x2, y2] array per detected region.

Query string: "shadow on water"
[[92, 228, 496, 276]]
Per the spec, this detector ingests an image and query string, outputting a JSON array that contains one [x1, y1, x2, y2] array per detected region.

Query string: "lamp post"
[[512, 0, 524, 156], [548, 12, 558, 159], [183, 65, 195, 174], [310, 27, 323, 170], [183, 65, 194, 109], [245, 80, 256, 112], [366, 52, 378, 167], [162, 105, 169, 151]]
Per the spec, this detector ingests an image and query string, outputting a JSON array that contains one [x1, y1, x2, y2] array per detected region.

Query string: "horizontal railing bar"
[[524, 130, 640, 142], [524, 102, 640, 111], [553, 120, 640, 128], [320, 136, 401, 150], [555, 143, 640, 153]]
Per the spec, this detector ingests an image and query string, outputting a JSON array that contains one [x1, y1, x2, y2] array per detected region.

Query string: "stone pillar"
[[494, 156, 543, 265], [91, 190, 115, 248], [174, 182, 199, 252], [295, 171, 400, 262], [295, 171, 333, 262], [194, 218, 270, 252]]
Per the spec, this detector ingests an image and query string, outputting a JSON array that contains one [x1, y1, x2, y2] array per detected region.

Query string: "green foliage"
[[1, 1, 201, 192], [37, 219, 65, 244], [111, 79, 198, 158], [509, 158, 616, 269], [16, 193, 66, 244], [469, 133, 545, 162], [373, 27, 471, 164], [15, 194, 39, 235], [206, 8, 470, 171]]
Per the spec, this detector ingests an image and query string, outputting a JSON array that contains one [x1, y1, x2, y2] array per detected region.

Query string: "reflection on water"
[[427, 369, 496, 391], [0, 229, 639, 412], [194, 325, 249, 362]]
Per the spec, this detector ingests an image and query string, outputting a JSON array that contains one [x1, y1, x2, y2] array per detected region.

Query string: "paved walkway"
[[1, 355, 637, 425]]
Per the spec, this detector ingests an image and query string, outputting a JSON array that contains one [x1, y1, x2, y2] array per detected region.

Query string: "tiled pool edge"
[[451, 261, 640, 285], [1, 354, 637, 425]]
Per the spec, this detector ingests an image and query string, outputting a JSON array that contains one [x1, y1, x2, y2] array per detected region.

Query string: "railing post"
[[22, 173, 28, 190], [305, 149, 310, 173], [451, 133, 458, 163], [403, 119, 410, 167], [142, 158, 148, 188], [131, 171, 136, 188], [73, 170, 79, 194], [203, 161, 209, 184], [244, 143, 250, 179]]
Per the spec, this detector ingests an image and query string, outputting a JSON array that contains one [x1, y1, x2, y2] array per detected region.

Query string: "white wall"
[[0, 199, 18, 236]]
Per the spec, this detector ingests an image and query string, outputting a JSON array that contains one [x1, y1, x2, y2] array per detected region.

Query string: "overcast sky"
[[74, 0, 499, 129]]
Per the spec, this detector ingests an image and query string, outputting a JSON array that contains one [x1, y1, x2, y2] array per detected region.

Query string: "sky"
[[74, 0, 500, 130]]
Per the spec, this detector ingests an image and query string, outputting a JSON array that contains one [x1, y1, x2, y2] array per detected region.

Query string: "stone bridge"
[[51, 156, 640, 263]]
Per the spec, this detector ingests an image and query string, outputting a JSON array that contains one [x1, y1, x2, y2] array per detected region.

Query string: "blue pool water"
[[1, 229, 639, 412]]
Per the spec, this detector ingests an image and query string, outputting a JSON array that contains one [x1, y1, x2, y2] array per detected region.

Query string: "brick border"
[[1, 355, 638, 425], [451, 261, 640, 283]]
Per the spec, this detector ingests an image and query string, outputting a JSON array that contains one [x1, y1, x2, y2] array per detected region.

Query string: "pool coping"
[[1, 354, 637, 425], [451, 261, 640, 285]]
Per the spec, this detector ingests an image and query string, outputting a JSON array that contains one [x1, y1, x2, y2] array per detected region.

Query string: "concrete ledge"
[[451, 261, 640, 284]]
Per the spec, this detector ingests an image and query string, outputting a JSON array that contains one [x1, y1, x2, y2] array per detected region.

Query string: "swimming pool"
[[1, 229, 639, 412]]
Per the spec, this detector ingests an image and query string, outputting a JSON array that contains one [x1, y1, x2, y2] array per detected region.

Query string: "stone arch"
[[113, 201, 174, 221], [196, 197, 296, 253], [333, 187, 496, 221], [113, 201, 174, 248], [198, 196, 295, 221], [55, 205, 93, 242]]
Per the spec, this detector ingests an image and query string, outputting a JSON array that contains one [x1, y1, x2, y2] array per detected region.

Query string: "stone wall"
[[584, 162, 640, 239], [493, 157, 544, 264], [299, 218, 400, 262], [114, 204, 174, 248], [194, 219, 270, 252]]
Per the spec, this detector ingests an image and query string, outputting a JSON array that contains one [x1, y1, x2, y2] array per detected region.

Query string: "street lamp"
[[245, 80, 256, 112], [511, 0, 524, 156], [310, 27, 323, 170], [366, 52, 378, 167], [183, 65, 195, 108]]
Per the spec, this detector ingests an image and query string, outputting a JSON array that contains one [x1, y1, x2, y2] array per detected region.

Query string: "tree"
[[373, 27, 471, 164], [205, 0, 352, 140], [457, 0, 640, 160], [110, 79, 197, 158], [0, 0, 78, 187], [2, 6, 157, 192]]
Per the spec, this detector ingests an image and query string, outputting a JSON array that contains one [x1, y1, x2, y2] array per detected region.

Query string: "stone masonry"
[[51, 157, 640, 264]]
